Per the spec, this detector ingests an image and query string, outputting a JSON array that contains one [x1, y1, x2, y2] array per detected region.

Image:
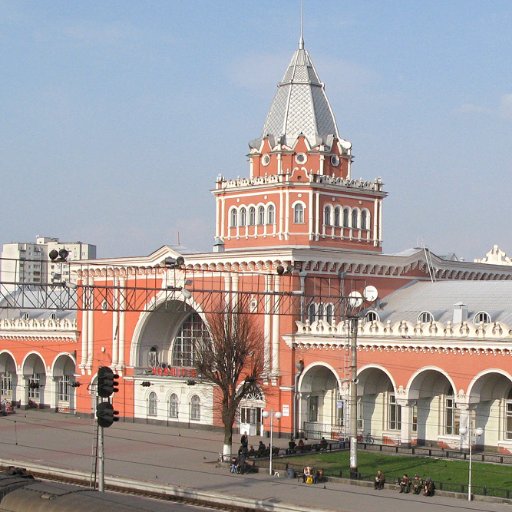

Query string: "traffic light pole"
[[98, 424, 105, 492]]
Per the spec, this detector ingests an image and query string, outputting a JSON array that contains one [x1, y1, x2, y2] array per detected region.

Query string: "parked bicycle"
[[357, 432, 375, 444]]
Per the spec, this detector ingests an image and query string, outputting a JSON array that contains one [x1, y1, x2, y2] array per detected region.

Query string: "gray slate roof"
[[376, 280, 512, 326], [260, 40, 340, 148]]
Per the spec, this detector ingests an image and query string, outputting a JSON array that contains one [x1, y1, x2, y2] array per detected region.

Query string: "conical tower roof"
[[260, 39, 340, 148]]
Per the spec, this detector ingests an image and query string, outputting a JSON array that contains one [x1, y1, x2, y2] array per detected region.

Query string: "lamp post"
[[262, 410, 282, 475], [459, 423, 483, 501]]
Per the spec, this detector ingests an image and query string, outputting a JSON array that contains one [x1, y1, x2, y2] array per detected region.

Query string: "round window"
[[295, 153, 307, 164], [261, 154, 271, 166], [330, 154, 340, 166]]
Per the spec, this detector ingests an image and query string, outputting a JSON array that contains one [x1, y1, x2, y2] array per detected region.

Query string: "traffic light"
[[96, 401, 119, 428], [97, 366, 119, 398]]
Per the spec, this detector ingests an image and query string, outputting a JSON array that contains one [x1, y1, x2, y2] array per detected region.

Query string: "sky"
[[1, 1, 511, 261]]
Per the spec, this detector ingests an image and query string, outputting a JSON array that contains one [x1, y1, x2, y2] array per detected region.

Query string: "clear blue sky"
[[2, 1, 511, 260]]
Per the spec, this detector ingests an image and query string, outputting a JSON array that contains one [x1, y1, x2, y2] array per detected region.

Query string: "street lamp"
[[459, 424, 483, 501], [262, 410, 282, 475]]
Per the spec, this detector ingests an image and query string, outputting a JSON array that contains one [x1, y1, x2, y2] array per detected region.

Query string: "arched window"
[[294, 203, 304, 224], [267, 204, 275, 225], [148, 392, 158, 417], [343, 208, 350, 227], [191, 395, 201, 421], [230, 209, 237, 228], [365, 311, 379, 323], [317, 303, 324, 320], [418, 311, 434, 323], [334, 207, 341, 227], [351, 209, 359, 228], [361, 210, 368, 230], [258, 206, 265, 225], [308, 303, 316, 324], [172, 312, 211, 367], [326, 304, 334, 324], [169, 393, 179, 419], [240, 207, 247, 226], [474, 311, 491, 324], [148, 346, 158, 367], [249, 207, 256, 226], [324, 206, 331, 226]]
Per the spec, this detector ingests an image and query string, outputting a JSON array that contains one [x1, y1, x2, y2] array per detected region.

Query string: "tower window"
[[240, 207, 247, 226], [230, 209, 238, 228], [334, 206, 341, 227], [351, 209, 359, 229], [249, 207, 256, 226], [294, 203, 304, 224], [343, 208, 350, 227], [361, 210, 368, 230], [267, 204, 275, 225], [258, 206, 265, 225], [324, 206, 331, 226]]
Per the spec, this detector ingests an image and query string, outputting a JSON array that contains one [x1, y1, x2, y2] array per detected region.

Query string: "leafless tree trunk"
[[193, 297, 264, 461]]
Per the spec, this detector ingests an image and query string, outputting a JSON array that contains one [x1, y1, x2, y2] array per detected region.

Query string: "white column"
[[397, 399, 413, 446], [271, 275, 280, 377], [314, 191, 319, 240], [263, 274, 271, 375]]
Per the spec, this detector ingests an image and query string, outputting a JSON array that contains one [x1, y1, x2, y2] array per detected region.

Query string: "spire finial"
[[299, 0, 304, 49]]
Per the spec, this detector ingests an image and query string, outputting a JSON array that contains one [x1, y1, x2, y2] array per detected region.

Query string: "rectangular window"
[[58, 375, 70, 402], [1, 373, 13, 397], [412, 403, 418, 432], [445, 397, 460, 435], [28, 374, 41, 400], [506, 401, 512, 440], [308, 396, 319, 422], [388, 393, 401, 430], [357, 398, 363, 430]]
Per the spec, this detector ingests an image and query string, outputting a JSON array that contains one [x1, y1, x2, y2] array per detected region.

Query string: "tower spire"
[[299, 0, 304, 49]]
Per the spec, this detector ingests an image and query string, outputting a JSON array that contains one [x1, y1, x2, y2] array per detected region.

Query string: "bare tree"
[[193, 298, 264, 461]]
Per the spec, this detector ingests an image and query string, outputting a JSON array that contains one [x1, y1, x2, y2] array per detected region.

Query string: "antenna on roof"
[[299, 0, 304, 49]]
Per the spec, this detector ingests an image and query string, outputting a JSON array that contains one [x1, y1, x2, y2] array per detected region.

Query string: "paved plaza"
[[0, 410, 508, 512]]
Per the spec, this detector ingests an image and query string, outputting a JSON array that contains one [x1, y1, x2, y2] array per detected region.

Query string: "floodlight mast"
[[346, 286, 378, 479]]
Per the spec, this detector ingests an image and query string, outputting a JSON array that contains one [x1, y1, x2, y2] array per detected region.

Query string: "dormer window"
[[418, 311, 434, 323], [474, 311, 491, 324], [365, 311, 379, 323]]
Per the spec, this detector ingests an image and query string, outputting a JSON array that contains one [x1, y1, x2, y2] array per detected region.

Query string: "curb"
[[0, 458, 341, 512]]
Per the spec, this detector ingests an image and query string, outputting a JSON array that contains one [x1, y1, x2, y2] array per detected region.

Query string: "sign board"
[[282, 405, 290, 417]]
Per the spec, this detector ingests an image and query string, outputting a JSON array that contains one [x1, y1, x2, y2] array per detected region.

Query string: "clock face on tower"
[[262, 154, 270, 166], [330, 154, 340, 166]]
